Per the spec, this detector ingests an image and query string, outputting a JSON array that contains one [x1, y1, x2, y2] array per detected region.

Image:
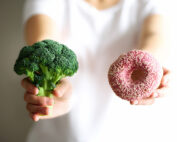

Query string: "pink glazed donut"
[[108, 50, 163, 101]]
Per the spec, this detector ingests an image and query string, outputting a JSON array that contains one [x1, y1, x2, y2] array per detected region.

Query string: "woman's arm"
[[130, 15, 172, 105], [138, 14, 171, 64], [23, 14, 73, 121], [24, 14, 59, 45]]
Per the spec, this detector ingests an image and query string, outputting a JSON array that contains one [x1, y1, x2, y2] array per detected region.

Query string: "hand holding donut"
[[108, 50, 171, 105], [130, 67, 171, 105]]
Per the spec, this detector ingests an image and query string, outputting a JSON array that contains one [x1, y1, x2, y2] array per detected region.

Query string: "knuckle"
[[38, 107, 48, 115], [37, 97, 46, 105], [36, 106, 43, 112], [44, 108, 50, 115], [37, 99, 44, 105]]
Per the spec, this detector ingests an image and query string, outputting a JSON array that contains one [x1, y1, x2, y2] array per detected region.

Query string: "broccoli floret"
[[14, 39, 78, 98]]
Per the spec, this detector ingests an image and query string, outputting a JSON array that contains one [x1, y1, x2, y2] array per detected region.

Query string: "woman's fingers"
[[130, 86, 168, 105], [129, 67, 172, 105], [22, 78, 72, 121], [161, 67, 171, 86], [130, 86, 169, 105], [21, 78, 38, 94], [29, 113, 52, 121], [52, 79, 72, 100], [152, 86, 170, 98], [130, 96, 155, 105], [152, 67, 171, 98], [29, 113, 40, 122], [130, 85, 169, 105], [24, 92, 54, 106], [26, 103, 50, 115]]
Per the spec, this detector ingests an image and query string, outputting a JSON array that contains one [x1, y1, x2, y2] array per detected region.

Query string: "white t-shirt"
[[23, 0, 166, 142]]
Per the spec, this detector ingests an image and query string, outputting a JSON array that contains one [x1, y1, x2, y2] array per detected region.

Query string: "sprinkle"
[[108, 50, 163, 101]]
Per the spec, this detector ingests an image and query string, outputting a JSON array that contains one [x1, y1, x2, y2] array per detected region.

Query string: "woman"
[[22, 0, 171, 142]]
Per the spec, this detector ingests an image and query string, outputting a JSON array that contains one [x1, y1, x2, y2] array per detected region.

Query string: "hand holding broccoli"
[[14, 39, 78, 121], [22, 77, 72, 121]]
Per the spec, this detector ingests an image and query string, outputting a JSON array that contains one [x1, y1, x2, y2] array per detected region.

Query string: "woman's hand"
[[22, 78, 72, 121], [130, 67, 171, 105]]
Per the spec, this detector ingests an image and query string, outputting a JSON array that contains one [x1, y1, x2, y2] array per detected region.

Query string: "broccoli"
[[14, 39, 78, 98]]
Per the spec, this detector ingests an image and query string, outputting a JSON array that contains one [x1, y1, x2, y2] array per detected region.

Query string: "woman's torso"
[[25, 0, 158, 142]]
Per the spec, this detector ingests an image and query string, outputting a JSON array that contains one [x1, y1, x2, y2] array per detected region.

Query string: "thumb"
[[52, 79, 72, 99]]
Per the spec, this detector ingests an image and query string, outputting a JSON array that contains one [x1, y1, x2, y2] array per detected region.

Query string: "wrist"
[[139, 46, 166, 64]]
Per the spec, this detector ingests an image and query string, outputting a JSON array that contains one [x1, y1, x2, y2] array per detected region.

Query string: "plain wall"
[[0, 0, 177, 142], [0, 0, 33, 142]]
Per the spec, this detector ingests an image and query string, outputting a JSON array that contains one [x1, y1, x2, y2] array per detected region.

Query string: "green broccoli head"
[[14, 39, 78, 97]]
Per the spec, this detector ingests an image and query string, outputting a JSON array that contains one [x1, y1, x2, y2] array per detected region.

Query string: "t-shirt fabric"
[[23, 0, 166, 142]]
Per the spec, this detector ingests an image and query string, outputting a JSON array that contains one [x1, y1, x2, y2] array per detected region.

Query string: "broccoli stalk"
[[14, 39, 78, 101]]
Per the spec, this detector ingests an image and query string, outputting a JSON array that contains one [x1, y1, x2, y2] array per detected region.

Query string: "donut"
[[108, 50, 163, 101]]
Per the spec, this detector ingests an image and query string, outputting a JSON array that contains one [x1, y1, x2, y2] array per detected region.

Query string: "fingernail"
[[36, 89, 39, 94], [36, 116, 39, 121], [35, 115, 39, 121], [133, 100, 138, 105], [34, 88, 39, 95]]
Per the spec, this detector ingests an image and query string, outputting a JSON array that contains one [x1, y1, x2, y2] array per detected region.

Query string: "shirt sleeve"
[[141, 0, 168, 17], [136, 0, 169, 27], [22, 0, 63, 25]]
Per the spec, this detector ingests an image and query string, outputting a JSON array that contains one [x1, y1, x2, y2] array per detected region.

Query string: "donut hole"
[[131, 68, 147, 82]]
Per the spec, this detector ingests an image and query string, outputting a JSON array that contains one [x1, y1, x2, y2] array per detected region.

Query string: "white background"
[[0, 0, 177, 142]]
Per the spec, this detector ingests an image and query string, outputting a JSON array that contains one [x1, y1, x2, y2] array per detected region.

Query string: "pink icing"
[[108, 50, 163, 101]]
